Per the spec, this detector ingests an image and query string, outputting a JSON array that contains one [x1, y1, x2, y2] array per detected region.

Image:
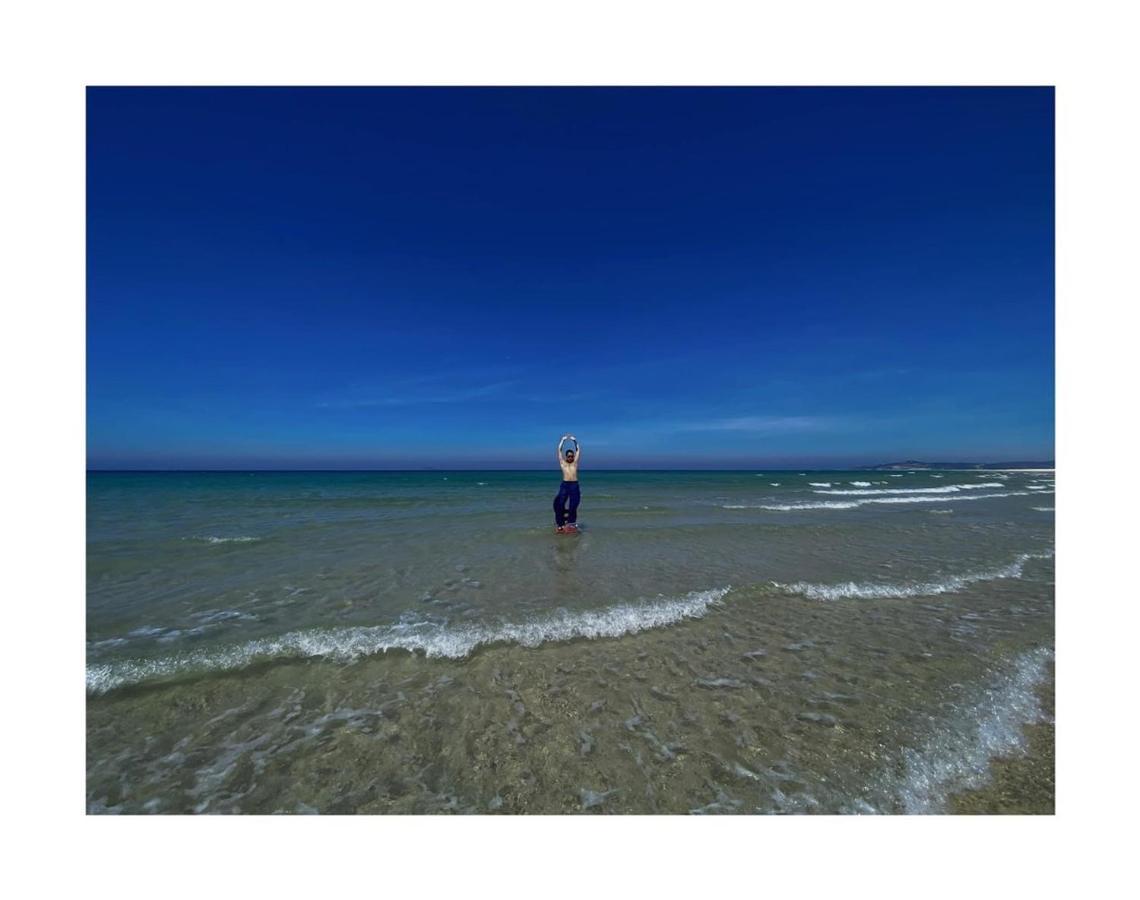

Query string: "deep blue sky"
[[88, 88, 1053, 469]]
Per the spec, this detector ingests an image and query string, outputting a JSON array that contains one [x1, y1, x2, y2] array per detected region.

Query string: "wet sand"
[[87, 581, 1055, 814]]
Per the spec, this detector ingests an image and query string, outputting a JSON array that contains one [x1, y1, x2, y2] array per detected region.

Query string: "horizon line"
[[87, 461, 1056, 473]]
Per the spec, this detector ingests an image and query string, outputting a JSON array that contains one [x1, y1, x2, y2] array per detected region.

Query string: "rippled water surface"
[[87, 469, 1055, 813]]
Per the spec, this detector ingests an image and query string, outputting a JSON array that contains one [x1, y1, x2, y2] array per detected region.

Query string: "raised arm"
[[569, 435, 580, 462], [557, 434, 568, 462]]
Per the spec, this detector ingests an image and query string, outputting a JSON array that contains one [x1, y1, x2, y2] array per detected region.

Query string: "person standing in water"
[[553, 434, 581, 533]]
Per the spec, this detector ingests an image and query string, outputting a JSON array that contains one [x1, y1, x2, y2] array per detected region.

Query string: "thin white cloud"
[[583, 413, 855, 444], [318, 379, 518, 409], [679, 415, 841, 433]]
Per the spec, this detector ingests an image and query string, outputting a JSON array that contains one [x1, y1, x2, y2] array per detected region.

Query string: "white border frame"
[[5, 1, 1136, 897]]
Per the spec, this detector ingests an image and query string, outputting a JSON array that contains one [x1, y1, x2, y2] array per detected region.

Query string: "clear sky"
[[88, 87, 1053, 469]]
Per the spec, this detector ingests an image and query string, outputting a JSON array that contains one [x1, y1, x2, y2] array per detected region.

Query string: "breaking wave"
[[887, 647, 1052, 813], [188, 536, 261, 545], [864, 492, 1029, 504], [86, 587, 732, 695], [776, 550, 1054, 600], [814, 483, 1004, 496], [724, 501, 858, 510], [724, 491, 1028, 511]]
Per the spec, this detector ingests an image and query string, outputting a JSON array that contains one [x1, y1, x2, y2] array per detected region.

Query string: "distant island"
[[864, 460, 1055, 470]]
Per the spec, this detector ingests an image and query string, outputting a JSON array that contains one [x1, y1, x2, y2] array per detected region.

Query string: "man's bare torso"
[[558, 434, 580, 481]]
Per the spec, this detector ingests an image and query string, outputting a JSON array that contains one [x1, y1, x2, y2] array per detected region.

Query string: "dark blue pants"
[[553, 480, 581, 526]]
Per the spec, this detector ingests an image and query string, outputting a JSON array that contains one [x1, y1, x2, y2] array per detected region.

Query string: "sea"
[[86, 469, 1055, 814]]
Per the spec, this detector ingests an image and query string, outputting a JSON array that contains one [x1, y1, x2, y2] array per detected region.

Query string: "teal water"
[[87, 469, 1055, 813]]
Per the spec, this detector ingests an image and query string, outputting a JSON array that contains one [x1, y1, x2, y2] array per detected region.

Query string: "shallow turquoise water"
[[87, 469, 1055, 813]]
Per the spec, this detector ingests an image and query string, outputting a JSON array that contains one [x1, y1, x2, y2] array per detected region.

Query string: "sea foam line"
[[863, 491, 1030, 504], [86, 587, 732, 695], [724, 501, 858, 510], [776, 550, 1054, 600], [188, 536, 261, 544], [814, 483, 1004, 496], [723, 491, 1029, 511], [891, 647, 1053, 813]]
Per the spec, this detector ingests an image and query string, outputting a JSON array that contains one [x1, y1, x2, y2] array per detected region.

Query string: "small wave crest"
[[86, 587, 732, 695], [891, 647, 1052, 813], [864, 492, 1028, 505], [189, 536, 261, 545], [776, 550, 1054, 600], [814, 483, 1004, 496], [724, 491, 1027, 511], [724, 501, 860, 510], [88, 609, 259, 655]]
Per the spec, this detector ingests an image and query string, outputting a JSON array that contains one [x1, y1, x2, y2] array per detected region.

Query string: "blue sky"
[[88, 88, 1053, 469]]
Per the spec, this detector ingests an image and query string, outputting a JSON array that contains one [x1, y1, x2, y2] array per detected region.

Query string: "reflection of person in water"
[[553, 434, 581, 533]]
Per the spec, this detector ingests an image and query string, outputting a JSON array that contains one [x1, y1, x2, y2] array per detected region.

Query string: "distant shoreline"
[[864, 461, 1054, 471]]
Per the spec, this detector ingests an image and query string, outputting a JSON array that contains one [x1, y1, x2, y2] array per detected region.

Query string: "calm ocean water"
[[87, 469, 1055, 813]]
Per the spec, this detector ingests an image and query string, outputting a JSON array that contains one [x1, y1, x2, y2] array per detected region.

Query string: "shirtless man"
[[553, 434, 581, 533]]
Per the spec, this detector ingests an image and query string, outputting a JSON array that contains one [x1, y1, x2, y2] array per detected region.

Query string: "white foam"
[[191, 609, 258, 625], [190, 536, 261, 544], [808, 482, 832, 487], [890, 647, 1052, 813], [726, 491, 1028, 511], [860, 491, 1027, 505], [1031, 507, 1054, 512], [814, 483, 1003, 496], [849, 481, 871, 487], [725, 501, 860, 510], [96, 610, 257, 652], [777, 549, 1053, 600], [889, 474, 903, 477], [86, 587, 732, 694], [88, 637, 129, 651], [769, 483, 781, 486]]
